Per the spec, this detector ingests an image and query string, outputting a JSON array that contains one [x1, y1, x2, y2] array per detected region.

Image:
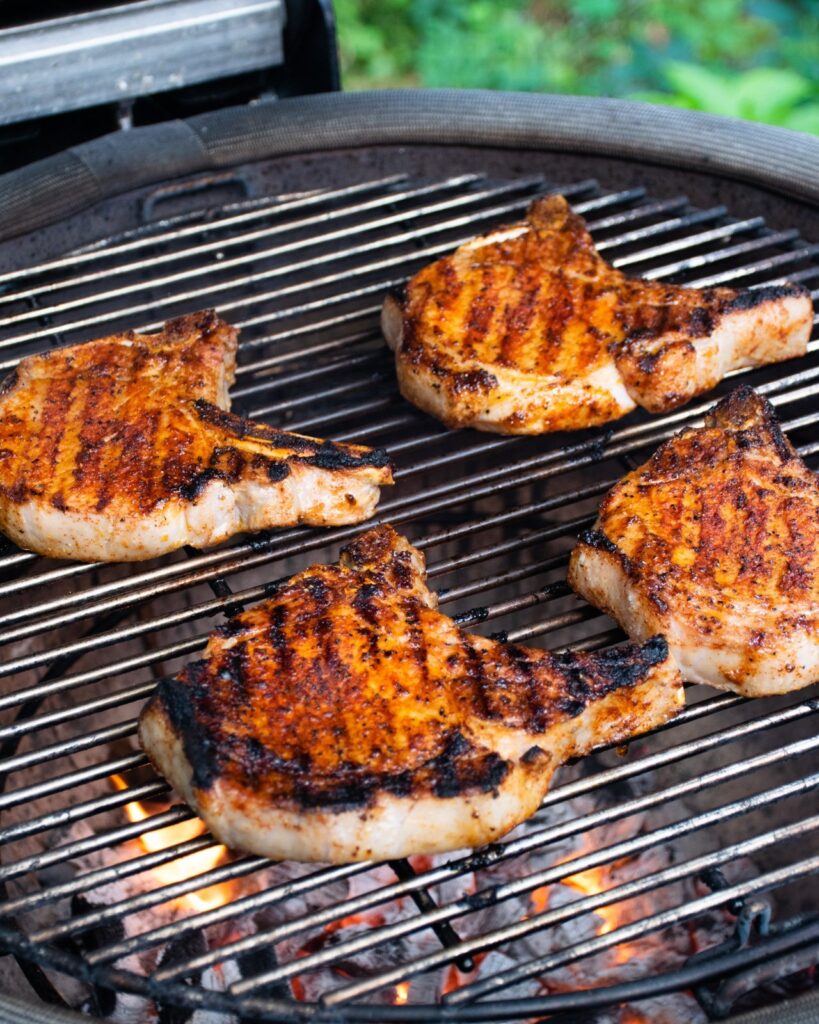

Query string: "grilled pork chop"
[[382, 195, 812, 434], [139, 525, 684, 863], [0, 310, 392, 561], [568, 386, 819, 696]]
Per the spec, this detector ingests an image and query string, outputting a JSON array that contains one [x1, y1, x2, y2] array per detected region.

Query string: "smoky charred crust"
[[709, 384, 770, 427], [160, 308, 231, 344], [595, 634, 669, 670], [304, 441, 391, 472], [719, 282, 809, 312], [194, 400, 309, 446], [547, 636, 668, 718], [241, 729, 509, 811], [521, 744, 546, 765], [577, 528, 633, 574], [385, 285, 408, 308], [620, 282, 807, 349], [341, 524, 405, 569], [153, 665, 219, 790], [178, 444, 251, 500], [266, 461, 291, 482], [193, 400, 391, 472], [450, 368, 499, 395], [164, 658, 513, 808], [708, 385, 796, 464], [428, 732, 509, 798], [177, 468, 226, 502]]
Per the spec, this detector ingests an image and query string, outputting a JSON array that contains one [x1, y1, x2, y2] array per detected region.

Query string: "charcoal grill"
[[0, 90, 816, 1023]]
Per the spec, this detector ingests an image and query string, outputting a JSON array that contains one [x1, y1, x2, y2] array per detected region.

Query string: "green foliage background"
[[334, 0, 819, 133]]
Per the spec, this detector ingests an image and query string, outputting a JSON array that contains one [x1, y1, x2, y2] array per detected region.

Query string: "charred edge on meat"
[[156, 308, 225, 342], [720, 282, 810, 313], [193, 400, 391, 471], [155, 667, 219, 790], [577, 528, 634, 573], [708, 385, 797, 465], [539, 636, 669, 719]]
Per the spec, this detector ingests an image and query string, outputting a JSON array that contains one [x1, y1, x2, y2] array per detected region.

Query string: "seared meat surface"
[[382, 195, 812, 434], [568, 386, 819, 696], [0, 310, 391, 561], [139, 525, 684, 863]]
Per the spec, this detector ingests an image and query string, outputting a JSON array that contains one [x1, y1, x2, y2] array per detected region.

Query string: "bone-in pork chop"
[[0, 310, 392, 561], [568, 386, 819, 696], [139, 525, 684, 863], [382, 195, 812, 433]]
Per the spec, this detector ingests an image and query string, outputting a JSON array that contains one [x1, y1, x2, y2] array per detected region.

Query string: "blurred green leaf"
[[733, 67, 813, 120], [573, 0, 623, 20], [784, 103, 819, 135], [334, 0, 819, 135], [629, 90, 697, 109], [662, 62, 738, 116]]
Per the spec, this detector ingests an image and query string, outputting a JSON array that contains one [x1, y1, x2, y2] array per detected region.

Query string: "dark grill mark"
[[179, 468, 226, 502], [449, 369, 498, 396], [209, 445, 245, 481]]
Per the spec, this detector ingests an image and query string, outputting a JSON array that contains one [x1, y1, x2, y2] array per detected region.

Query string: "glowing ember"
[[619, 1009, 650, 1023], [526, 852, 637, 968], [110, 774, 232, 913], [394, 982, 410, 1004], [528, 865, 620, 937], [529, 884, 549, 916], [561, 865, 619, 937]]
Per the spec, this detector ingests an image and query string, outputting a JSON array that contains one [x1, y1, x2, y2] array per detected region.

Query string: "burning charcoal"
[[441, 950, 542, 1001], [155, 929, 207, 1024], [280, 902, 443, 1005], [70, 892, 126, 1019], [235, 944, 290, 1003]]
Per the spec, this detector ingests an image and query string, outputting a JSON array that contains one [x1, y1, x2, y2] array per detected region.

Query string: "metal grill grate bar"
[[158, 732, 819, 990], [0, 176, 479, 312], [0, 175, 519, 330], [1, 403, 814, 689], [0, 177, 412, 287], [54, 706, 819, 971], [330, 789, 819, 1005], [446, 847, 819, 1006]]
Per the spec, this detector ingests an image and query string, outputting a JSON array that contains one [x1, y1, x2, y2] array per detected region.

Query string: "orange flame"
[[394, 982, 410, 1004], [561, 866, 619, 936], [111, 774, 233, 913], [528, 858, 630, 960], [529, 885, 550, 916]]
